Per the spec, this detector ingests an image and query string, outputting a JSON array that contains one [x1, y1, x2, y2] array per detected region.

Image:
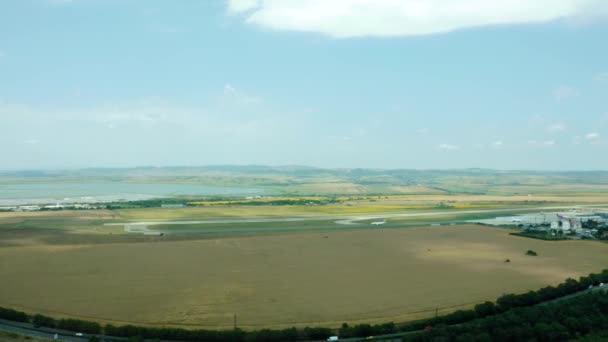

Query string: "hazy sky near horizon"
[[1, 0, 607, 170]]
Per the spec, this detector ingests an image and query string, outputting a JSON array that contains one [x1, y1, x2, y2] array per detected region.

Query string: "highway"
[[0, 319, 88, 341]]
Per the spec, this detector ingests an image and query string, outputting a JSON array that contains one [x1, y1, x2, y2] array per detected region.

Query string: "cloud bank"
[[227, 0, 607, 38]]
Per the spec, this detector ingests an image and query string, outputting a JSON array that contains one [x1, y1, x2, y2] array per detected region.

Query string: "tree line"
[[405, 291, 608, 342]]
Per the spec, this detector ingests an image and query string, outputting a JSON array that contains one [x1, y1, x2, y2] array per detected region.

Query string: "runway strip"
[[105, 203, 608, 235]]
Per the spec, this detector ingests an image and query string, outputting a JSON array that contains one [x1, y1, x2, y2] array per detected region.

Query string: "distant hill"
[[2, 166, 608, 195]]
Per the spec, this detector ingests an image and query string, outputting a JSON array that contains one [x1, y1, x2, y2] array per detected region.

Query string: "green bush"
[[57, 318, 101, 334], [32, 314, 56, 328], [0, 307, 29, 322]]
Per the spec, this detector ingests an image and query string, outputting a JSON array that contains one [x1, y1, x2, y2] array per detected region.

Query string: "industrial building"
[[471, 209, 608, 239], [550, 214, 583, 232]]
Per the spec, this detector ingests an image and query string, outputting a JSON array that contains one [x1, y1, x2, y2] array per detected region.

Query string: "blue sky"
[[1, 0, 607, 170]]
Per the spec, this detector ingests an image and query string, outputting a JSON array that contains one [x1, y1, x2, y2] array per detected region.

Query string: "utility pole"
[[233, 313, 237, 330]]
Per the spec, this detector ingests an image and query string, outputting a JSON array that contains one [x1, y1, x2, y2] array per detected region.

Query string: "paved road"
[[0, 319, 87, 341]]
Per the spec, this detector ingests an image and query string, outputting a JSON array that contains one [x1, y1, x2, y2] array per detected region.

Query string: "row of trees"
[[31, 315, 101, 334], [400, 269, 608, 332], [0, 307, 28, 323], [1, 269, 607, 342], [220, 199, 339, 206], [104, 197, 341, 210], [406, 291, 608, 342]]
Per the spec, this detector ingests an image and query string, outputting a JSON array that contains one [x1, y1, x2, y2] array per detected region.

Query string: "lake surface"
[[0, 182, 266, 205]]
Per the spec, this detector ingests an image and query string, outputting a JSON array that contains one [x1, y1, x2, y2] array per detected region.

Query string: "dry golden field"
[[1, 225, 607, 329]]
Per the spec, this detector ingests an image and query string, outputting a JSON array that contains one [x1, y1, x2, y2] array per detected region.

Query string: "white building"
[[551, 218, 582, 232], [43, 204, 65, 210], [18, 205, 41, 211]]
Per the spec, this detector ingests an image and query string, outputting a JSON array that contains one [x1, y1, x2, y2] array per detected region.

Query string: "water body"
[[0, 182, 266, 206]]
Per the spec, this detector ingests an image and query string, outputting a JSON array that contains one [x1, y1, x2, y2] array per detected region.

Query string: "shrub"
[[32, 314, 56, 328], [0, 307, 29, 322]]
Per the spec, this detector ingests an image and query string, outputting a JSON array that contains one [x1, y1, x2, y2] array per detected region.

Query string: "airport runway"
[[105, 203, 608, 235]]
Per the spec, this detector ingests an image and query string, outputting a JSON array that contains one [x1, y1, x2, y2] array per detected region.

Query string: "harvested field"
[[0, 225, 606, 329]]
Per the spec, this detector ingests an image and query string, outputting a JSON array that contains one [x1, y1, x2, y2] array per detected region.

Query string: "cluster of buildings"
[[547, 213, 606, 237], [472, 209, 608, 239], [0, 203, 102, 212]]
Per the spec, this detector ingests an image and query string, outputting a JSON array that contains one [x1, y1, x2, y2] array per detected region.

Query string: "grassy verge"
[[0, 331, 51, 342]]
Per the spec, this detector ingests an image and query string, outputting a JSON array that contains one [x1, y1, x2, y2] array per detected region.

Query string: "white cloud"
[[547, 123, 567, 132], [222, 83, 262, 105], [416, 128, 429, 134], [81, 102, 171, 125], [227, 0, 607, 38], [553, 85, 579, 101], [492, 140, 503, 148], [0, 95, 294, 149], [585, 132, 600, 142], [574, 132, 601, 144], [227, 0, 260, 13], [223, 83, 237, 94], [528, 140, 555, 147], [438, 143, 460, 151]]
